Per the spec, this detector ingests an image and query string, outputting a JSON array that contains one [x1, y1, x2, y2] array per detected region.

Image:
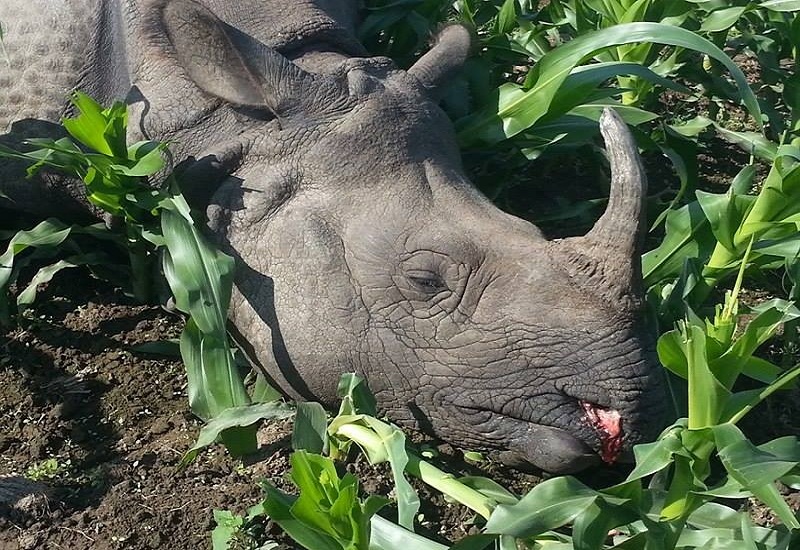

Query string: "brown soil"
[[0, 270, 550, 550], [0, 274, 244, 549]]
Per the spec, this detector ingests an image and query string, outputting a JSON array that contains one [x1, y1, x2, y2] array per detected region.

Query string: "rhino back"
[[0, 0, 105, 219], [0, 0, 99, 130]]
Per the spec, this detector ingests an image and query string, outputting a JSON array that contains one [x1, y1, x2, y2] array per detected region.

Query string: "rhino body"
[[0, 0, 666, 473]]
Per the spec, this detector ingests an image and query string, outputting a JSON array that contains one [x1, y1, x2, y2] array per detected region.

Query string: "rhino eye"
[[406, 270, 448, 294]]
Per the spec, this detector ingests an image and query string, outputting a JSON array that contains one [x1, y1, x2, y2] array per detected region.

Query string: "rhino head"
[[136, 0, 666, 473]]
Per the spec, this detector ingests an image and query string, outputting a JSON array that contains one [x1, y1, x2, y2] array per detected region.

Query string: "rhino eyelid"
[[405, 270, 448, 293]]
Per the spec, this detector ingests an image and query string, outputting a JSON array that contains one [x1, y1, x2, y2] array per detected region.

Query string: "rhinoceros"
[[0, 0, 666, 473]]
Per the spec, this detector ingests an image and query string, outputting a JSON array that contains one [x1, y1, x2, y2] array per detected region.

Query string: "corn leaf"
[[292, 402, 329, 454], [179, 318, 250, 421], [457, 22, 762, 146], [16, 253, 108, 308], [161, 206, 233, 335], [699, 7, 749, 33], [715, 425, 800, 529], [179, 401, 293, 467], [362, 416, 420, 532], [760, 0, 800, 12], [369, 515, 448, 550], [261, 483, 344, 550], [62, 92, 116, 156], [484, 477, 601, 537]]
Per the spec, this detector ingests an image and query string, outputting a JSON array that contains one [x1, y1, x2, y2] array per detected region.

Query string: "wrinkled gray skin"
[[0, 0, 666, 473]]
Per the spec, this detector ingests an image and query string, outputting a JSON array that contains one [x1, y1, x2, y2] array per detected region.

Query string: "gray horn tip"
[[598, 107, 640, 165], [599, 107, 624, 138], [437, 23, 473, 46]]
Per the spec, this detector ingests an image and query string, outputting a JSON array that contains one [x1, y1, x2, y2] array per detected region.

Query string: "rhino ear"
[[160, 0, 266, 107], [408, 25, 473, 94], [160, 0, 348, 118]]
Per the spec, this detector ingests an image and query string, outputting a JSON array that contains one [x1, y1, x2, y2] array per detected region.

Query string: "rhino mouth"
[[580, 400, 624, 464], [453, 398, 626, 472]]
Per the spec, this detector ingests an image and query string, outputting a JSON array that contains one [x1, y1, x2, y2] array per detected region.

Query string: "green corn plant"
[[455, 20, 761, 149], [644, 153, 800, 323], [217, 364, 800, 549], [0, 218, 124, 322], [0, 92, 282, 458], [216, 374, 513, 549]]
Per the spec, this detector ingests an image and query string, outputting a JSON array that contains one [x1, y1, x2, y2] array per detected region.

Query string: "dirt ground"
[[1, 261, 799, 550], [0, 271, 551, 550], [0, 273, 264, 549]]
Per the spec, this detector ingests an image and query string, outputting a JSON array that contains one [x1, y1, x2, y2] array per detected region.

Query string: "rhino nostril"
[[580, 400, 624, 464]]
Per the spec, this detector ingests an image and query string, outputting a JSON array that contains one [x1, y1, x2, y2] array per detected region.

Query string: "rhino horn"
[[558, 109, 647, 307], [161, 0, 350, 118], [408, 25, 473, 94]]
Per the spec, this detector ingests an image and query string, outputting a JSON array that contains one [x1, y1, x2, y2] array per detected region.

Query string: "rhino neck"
[[202, 0, 365, 58], [75, 0, 132, 108]]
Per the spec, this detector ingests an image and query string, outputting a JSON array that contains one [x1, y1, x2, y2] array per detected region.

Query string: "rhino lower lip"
[[454, 404, 602, 473]]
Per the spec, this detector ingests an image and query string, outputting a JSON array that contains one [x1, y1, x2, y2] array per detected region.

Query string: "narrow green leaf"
[[643, 201, 716, 286], [289, 451, 348, 540], [714, 124, 779, 162], [179, 318, 250, 420], [714, 425, 800, 530], [336, 373, 377, 416], [362, 417, 420, 532], [0, 219, 72, 288], [261, 483, 343, 550], [161, 206, 234, 335], [485, 477, 600, 537], [495, 0, 517, 35], [687, 501, 748, 530], [369, 515, 448, 550], [684, 323, 729, 428], [16, 253, 108, 308], [292, 402, 329, 454], [458, 476, 518, 506], [251, 372, 283, 403], [658, 329, 690, 378], [62, 92, 115, 156], [699, 7, 749, 33], [620, 422, 687, 483], [180, 402, 294, 467], [457, 22, 762, 146], [760, 0, 800, 12], [112, 140, 166, 176]]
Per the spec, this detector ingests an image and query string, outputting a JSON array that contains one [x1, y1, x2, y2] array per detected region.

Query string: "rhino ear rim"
[[408, 25, 473, 94], [161, 0, 267, 107], [161, 0, 342, 118]]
